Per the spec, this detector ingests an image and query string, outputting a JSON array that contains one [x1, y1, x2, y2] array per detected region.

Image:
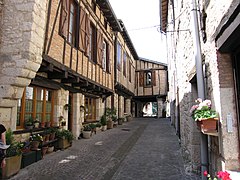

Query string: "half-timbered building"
[[113, 20, 138, 118], [0, 0, 168, 143], [134, 58, 168, 118]]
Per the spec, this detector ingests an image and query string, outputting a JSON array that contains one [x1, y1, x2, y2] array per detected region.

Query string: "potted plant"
[[82, 125, 92, 139], [64, 104, 71, 111], [100, 115, 107, 131], [59, 116, 66, 127], [56, 129, 74, 149], [25, 117, 34, 129], [89, 123, 97, 135], [118, 117, 124, 125], [96, 123, 102, 131], [190, 98, 218, 133], [49, 127, 57, 141], [2, 129, 24, 179], [126, 114, 132, 122], [34, 119, 40, 128], [45, 119, 51, 128], [29, 134, 43, 150], [105, 107, 116, 129]]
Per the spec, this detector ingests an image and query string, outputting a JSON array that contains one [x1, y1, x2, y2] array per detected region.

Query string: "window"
[[145, 71, 152, 86], [117, 42, 122, 70], [84, 97, 96, 121], [139, 70, 156, 87], [123, 52, 127, 77], [102, 40, 107, 71], [17, 86, 54, 129], [59, 0, 78, 47], [89, 23, 97, 62], [91, 0, 96, 12], [129, 60, 132, 82]]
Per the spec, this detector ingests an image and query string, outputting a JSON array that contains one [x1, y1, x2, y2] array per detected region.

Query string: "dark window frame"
[[59, 0, 78, 48]]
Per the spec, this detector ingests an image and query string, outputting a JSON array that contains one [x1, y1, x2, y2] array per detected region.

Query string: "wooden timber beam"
[[48, 71, 68, 79]]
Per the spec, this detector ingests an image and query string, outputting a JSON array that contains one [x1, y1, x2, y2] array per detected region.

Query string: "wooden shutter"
[[60, 0, 69, 38], [152, 70, 156, 86], [85, 14, 90, 56], [139, 71, 144, 87], [97, 29, 103, 65], [79, 8, 86, 52], [107, 45, 111, 73]]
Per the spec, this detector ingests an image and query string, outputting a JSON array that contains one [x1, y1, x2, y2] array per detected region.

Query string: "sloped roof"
[[118, 19, 139, 60], [139, 57, 168, 67], [160, 0, 169, 33], [96, 0, 122, 31]]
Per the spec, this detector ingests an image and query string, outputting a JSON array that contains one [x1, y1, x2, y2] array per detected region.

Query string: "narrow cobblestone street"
[[10, 118, 199, 180]]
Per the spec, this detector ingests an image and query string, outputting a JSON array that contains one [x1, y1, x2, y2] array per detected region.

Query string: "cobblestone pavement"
[[10, 118, 200, 180]]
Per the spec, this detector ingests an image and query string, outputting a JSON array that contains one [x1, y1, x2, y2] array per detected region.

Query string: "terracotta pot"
[[49, 132, 56, 140], [31, 141, 40, 150], [200, 118, 219, 133], [42, 146, 48, 157]]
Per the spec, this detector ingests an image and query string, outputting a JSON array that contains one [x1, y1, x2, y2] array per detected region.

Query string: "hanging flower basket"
[[190, 98, 219, 136], [198, 118, 219, 134]]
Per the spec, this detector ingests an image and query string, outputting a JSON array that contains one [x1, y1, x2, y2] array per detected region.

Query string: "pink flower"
[[203, 170, 208, 176], [190, 105, 199, 114]]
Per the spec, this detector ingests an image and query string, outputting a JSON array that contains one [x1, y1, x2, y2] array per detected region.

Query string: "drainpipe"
[[191, 0, 208, 179]]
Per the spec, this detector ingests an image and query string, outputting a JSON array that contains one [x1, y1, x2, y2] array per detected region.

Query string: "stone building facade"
[[161, 0, 240, 176], [0, 0, 168, 144]]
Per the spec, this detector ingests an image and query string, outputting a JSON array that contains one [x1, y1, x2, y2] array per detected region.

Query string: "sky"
[[108, 0, 167, 64]]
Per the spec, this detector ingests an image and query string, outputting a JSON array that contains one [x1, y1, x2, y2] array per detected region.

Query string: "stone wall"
[[167, 0, 240, 173], [0, 0, 48, 130]]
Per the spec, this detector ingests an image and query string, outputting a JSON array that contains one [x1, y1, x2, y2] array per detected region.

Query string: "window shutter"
[[60, 0, 69, 38], [97, 30, 103, 65], [107, 45, 111, 73], [139, 71, 144, 87], [152, 70, 156, 86], [85, 13, 90, 56], [79, 8, 86, 52]]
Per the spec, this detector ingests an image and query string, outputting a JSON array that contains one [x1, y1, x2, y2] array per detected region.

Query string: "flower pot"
[[118, 119, 123, 125], [102, 125, 107, 131], [58, 139, 71, 149], [42, 146, 48, 157], [107, 120, 113, 129], [34, 122, 40, 128], [126, 116, 132, 122], [25, 125, 34, 130], [49, 132, 56, 141], [45, 122, 51, 128], [2, 154, 22, 179], [199, 118, 219, 133], [83, 131, 91, 139], [44, 134, 50, 142], [47, 146, 54, 153], [31, 141, 40, 150], [41, 122, 45, 128]]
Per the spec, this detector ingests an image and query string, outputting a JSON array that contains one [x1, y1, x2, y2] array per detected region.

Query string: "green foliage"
[[6, 142, 24, 157], [96, 123, 101, 128], [25, 117, 34, 126], [83, 125, 91, 131], [89, 123, 96, 129], [5, 129, 24, 157], [193, 109, 217, 121], [100, 115, 107, 126], [56, 129, 74, 142], [29, 134, 43, 142], [105, 107, 117, 121]]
